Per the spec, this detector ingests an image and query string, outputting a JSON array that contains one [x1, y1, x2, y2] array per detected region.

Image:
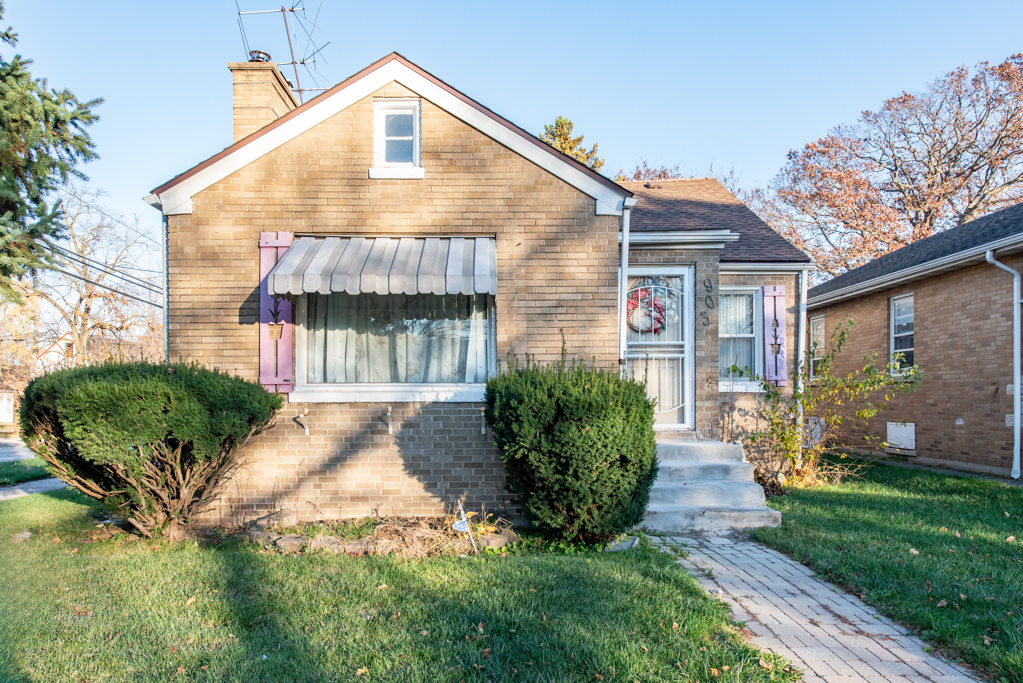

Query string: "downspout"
[[162, 214, 170, 363], [985, 250, 1021, 480], [796, 269, 808, 423], [618, 199, 637, 373]]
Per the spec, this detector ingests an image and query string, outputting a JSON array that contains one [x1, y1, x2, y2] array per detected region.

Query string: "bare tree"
[[15, 183, 162, 366], [760, 53, 1023, 278]]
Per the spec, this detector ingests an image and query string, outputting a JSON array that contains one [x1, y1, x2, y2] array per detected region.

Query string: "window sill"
[[368, 166, 425, 179], [718, 381, 764, 394], [288, 383, 485, 403]]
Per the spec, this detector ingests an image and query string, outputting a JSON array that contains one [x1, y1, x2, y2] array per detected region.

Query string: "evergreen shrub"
[[484, 357, 657, 543], [20, 362, 283, 540]]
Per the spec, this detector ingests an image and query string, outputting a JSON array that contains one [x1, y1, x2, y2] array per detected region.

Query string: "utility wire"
[[48, 251, 164, 297], [53, 188, 161, 250], [50, 267, 163, 309], [47, 243, 162, 293]]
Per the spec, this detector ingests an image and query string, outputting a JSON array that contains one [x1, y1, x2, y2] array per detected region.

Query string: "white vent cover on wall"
[[886, 421, 916, 451]]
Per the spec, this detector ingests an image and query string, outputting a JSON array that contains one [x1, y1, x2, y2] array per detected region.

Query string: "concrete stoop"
[[643, 440, 781, 532]]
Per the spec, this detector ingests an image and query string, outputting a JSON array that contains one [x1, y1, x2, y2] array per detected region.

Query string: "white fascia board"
[[808, 233, 1023, 308], [150, 61, 628, 216], [720, 262, 816, 273], [618, 230, 739, 249]]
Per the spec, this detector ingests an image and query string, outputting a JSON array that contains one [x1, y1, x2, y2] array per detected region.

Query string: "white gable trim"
[[147, 60, 628, 216]]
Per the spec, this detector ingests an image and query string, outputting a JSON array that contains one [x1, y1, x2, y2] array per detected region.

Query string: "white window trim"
[[890, 292, 915, 378], [369, 98, 424, 179], [291, 292, 496, 403], [808, 315, 826, 382], [718, 286, 763, 393]]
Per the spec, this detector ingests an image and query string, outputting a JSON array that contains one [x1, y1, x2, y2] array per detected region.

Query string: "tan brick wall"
[[229, 62, 299, 142], [717, 273, 801, 459], [809, 256, 1020, 474], [167, 81, 621, 521]]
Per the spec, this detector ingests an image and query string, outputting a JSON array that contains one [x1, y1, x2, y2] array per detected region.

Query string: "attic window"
[[369, 99, 424, 179]]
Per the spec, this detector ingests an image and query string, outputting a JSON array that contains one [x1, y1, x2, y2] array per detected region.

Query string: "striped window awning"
[[267, 236, 497, 296]]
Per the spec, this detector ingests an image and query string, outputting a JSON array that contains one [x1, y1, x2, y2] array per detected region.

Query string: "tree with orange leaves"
[[758, 54, 1023, 278]]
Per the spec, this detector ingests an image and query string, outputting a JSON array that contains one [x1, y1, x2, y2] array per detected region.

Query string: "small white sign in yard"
[[0, 391, 14, 424]]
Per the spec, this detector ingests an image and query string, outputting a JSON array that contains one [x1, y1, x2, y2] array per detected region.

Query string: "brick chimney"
[[228, 61, 300, 142]]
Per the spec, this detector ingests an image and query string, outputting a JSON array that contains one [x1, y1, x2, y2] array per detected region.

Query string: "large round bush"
[[484, 360, 657, 543], [20, 362, 283, 540]]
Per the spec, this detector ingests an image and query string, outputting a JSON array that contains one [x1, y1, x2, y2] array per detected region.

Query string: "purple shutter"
[[259, 232, 293, 393], [763, 286, 788, 386]]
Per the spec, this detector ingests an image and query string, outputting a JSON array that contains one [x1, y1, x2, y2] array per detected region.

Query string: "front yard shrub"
[[20, 362, 282, 540], [484, 357, 656, 543]]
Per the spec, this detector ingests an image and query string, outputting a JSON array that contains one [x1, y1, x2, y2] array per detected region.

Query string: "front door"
[[623, 267, 695, 429]]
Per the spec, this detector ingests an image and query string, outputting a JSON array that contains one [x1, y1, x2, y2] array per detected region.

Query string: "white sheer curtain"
[[306, 293, 490, 384], [719, 293, 756, 379]]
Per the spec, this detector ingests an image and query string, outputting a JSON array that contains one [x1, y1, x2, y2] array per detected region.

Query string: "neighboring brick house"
[[807, 202, 1023, 479], [145, 53, 811, 524]]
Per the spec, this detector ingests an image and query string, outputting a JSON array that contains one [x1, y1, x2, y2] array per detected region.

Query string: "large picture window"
[[305, 292, 492, 385], [890, 293, 914, 375], [719, 289, 762, 389]]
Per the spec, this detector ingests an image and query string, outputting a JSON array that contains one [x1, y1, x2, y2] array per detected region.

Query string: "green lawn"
[[0, 490, 794, 683], [0, 458, 50, 487], [753, 463, 1023, 681]]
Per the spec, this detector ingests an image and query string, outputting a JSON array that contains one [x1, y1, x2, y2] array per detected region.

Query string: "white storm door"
[[622, 267, 695, 429]]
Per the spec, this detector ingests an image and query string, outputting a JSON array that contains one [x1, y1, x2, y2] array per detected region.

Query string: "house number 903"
[[701, 277, 714, 326]]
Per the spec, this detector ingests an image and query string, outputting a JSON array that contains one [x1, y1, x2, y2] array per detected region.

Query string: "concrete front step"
[[657, 442, 745, 463], [649, 481, 767, 507], [641, 439, 780, 532], [644, 504, 782, 532], [655, 461, 755, 484]]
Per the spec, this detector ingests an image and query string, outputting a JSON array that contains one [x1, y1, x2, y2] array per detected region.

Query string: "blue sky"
[[7, 0, 1023, 241]]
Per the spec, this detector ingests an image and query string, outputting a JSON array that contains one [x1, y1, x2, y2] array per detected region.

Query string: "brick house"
[[145, 53, 811, 525], [807, 202, 1023, 479]]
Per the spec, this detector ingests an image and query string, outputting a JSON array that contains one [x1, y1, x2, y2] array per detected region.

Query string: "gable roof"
[[146, 52, 632, 216], [809, 200, 1023, 306], [617, 179, 811, 263]]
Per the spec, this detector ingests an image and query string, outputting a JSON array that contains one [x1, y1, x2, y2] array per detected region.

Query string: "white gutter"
[[618, 200, 638, 367], [986, 250, 1022, 480], [720, 262, 815, 273], [618, 229, 739, 249], [810, 232, 1023, 309]]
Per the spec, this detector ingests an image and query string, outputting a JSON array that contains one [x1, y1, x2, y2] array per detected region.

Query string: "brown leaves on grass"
[[936, 599, 948, 608], [759, 659, 774, 670]]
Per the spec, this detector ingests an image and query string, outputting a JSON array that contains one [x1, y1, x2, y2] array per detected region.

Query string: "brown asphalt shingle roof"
[[618, 178, 810, 263]]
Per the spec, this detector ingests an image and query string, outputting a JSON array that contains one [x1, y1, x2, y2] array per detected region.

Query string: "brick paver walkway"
[[654, 533, 979, 683]]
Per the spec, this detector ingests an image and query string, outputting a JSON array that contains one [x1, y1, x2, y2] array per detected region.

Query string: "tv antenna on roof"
[[234, 1, 332, 104]]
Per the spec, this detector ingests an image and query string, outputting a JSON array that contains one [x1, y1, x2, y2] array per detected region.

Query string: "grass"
[[0, 458, 50, 487], [752, 462, 1023, 682], [0, 491, 794, 683]]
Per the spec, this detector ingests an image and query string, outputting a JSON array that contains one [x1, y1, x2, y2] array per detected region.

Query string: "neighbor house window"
[[304, 292, 493, 385], [809, 315, 825, 380], [719, 289, 762, 389], [890, 293, 914, 374], [369, 99, 424, 178]]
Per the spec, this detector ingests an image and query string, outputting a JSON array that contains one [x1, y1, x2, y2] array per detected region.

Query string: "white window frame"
[[369, 99, 425, 179], [290, 292, 497, 403], [890, 292, 915, 377], [808, 315, 825, 382], [718, 286, 763, 393]]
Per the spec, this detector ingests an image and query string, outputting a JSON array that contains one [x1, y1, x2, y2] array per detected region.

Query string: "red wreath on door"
[[626, 288, 666, 335]]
